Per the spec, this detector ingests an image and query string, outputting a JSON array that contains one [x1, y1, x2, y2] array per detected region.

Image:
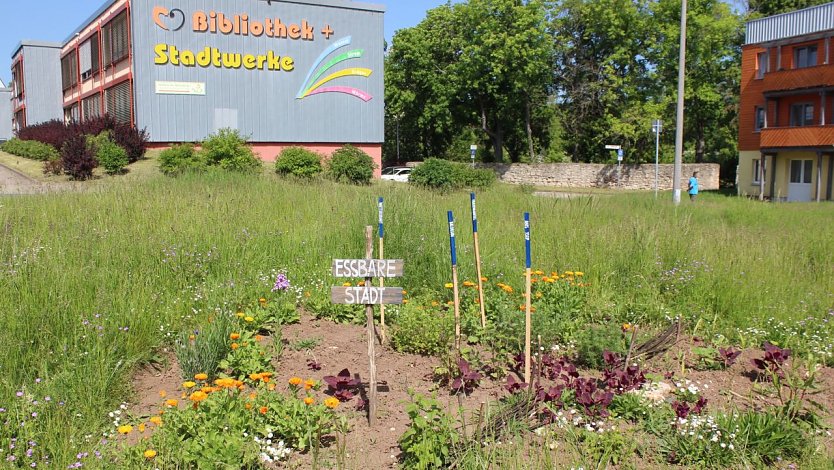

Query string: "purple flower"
[[16, 391, 23, 397], [35, 378, 41, 384], [31, 412, 37, 418], [272, 273, 291, 292]]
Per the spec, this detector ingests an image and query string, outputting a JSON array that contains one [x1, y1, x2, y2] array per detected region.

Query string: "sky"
[[0, 0, 451, 84]]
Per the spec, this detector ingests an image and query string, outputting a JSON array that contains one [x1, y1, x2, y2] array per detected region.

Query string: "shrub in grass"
[[175, 312, 235, 380], [199, 128, 261, 173], [42, 156, 63, 176], [399, 393, 459, 469], [159, 144, 206, 175], [391, 301, 453, 356], [61, 135, 98, 180], [409, 158, 496, 190], [575, 324, 627, 370], [328, 144, 375, 184], [1, 138, 60, 161], [275, 146, 323, 178], [17, 116, 148, 163], [15, 119, 74, 150], [88, 132, 129, 175]]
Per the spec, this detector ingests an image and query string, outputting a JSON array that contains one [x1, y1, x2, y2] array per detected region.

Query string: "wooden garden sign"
[[331, 226, 404, 426]]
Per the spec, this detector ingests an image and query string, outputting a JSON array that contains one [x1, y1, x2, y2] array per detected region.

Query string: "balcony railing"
[[760, 125, 834, 148], [761, 65, 834, 94]]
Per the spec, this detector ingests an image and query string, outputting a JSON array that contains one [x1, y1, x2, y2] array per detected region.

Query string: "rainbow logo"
[[296, 36, 373, 102]]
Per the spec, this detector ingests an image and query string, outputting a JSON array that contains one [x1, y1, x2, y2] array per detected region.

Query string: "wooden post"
[[623, 325, 638, 371], [363, 226, 377, 426], [471, 193, 487, 328], [523, 213, 532, 384], [448, 211, 461, 353], [377, 197, 386, 344]]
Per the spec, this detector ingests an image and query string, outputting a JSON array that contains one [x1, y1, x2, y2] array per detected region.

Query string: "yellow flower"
[[289, 377, 303, 386], [575, 271, 584, 277], [403, 299, 409, 304], [189, 391, 208, 403], [188, 334, 195, 341], [304, 379, 317, 390], [138, 423, 146, 433], [268, 383, 276, 391], [230, 333, 240, 340], [117, 425, 133, 435], [564, 271, 574, 276], [535, 292, 543, 299], [480, 276, 488, 282], [149, 416, 162, 426], [143, 449, 157, 459], [165, 399, 178, 407], [343, 282, 352, 287], [259, 406, 268, 414], [215, 378, 238, 388], [402, 290, 408, 295], [324, 397, 340, 409], [431, 301, 439, 307], [445, 283, 454, 288], [231, 342, 239, 350], [158, 390, 167, 398], [622, 323, 633, 332], [304, 397, 315, 406], [501, 285, 514, 293], [357, 280, 366, 287], [236, 312, 245, 318], [534, 270, 545, 275], [463, 281, 476, 287], [194, 373, 208, 381], [182, 381, 196, 389], [244, 316, 255, 323], [259, 297, 267, 305]]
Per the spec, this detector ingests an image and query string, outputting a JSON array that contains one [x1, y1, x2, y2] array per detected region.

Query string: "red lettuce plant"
[[718, 347, 742, 368], [752, 342, 791, 379], [323, 368, 361, 401], [451, 359, 482, 395]]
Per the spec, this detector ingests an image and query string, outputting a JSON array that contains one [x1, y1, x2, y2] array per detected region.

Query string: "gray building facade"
[[11, 41, 64, 129], [0, 83, 11, 141]]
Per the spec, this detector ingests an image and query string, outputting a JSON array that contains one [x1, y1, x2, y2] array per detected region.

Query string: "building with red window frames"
[[9, 0, 385, 167], [738, 2, 834, 202], [10, 41, 64, 132]]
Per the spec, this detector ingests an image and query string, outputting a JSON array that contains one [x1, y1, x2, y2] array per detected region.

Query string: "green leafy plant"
[[575, 324, 627, 370], [175, 313, 235, 380], [390, 300, 453, 356], [327, 144, 375, 184], [609, 392, 649, 423], [290, 337, 321, 351], [199, 128, 262, 173], [1, 138, 60, 161], [88, 132, 129, 175], [275, 146, 323, 178], [399, 393, 460, 470], [159, 143, 206, 175], [218, 329, 274, 378], [409, 158, 496, 190]]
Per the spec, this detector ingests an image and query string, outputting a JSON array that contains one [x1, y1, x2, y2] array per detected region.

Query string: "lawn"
[[0, 169, 832, 467]]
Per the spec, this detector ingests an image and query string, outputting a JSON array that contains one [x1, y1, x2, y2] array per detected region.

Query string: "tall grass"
[[0, 171, 832, 465]]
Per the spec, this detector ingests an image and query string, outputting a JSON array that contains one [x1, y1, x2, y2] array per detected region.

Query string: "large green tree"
[[747, 0, 830, 16]]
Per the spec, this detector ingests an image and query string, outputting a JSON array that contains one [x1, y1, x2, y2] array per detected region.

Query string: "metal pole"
[[654, 120, 661, 198], [673, 0, 687, 205], [396, 118, 400, 163]]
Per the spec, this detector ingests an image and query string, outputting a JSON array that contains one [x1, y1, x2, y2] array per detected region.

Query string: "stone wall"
[[480, 163, 720, 190]]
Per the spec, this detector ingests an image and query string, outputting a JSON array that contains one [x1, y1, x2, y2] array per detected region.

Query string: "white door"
[[787, 159, 813, 202]]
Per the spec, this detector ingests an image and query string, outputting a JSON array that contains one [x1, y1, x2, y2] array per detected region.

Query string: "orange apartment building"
[[738, 2, 834, 202]]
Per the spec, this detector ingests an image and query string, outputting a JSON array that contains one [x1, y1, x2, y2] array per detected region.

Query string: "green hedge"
[[275, 147, 322, 178], [1, 138, 60, 161], [328, 145, 375, 185], [408, 158, 496, 190]]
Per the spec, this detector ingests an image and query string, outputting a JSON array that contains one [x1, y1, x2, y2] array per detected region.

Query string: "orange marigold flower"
[[230, 333, 240, 340], [236, 312, 245, 318], [463, 281, 476, 287], [244, 316, 255, 323], [138, 423, 146, 433], [480, 276, 488, 282], [231, 343, 240, 350], [431, 301, 439, 307], [249, 373, 263, 381], [403, 299, 409, 304], [342, 282, 352, 287], [149, 416, 162, 426], [143, 449, 157, 459], [444, 282, 454, 289], [164, 399, 178, 407], [259, 406, 268, 414], [117, 425, 133, 435], [188, 335, 196, 341], [268, 383, 276, 391], [304, 379, 316, 390], [255, 334, 264, 342], [304, 397, 315, 406], [245, 403, 252, 410], [182, 381, 196, 389], [357, 280, 366, 287], [194, 373, 208, 381], [259, 297, 267, 304], [289, 377, 303, 386], [158, 390, 167, 398], [189, 391, 208, 403], [324, 397, 340, 409]]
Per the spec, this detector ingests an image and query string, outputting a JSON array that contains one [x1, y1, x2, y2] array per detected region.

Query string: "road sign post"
[[470, 144, 477, 168]]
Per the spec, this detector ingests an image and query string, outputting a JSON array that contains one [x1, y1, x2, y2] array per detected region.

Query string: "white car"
[[381, 166, 412, 182]]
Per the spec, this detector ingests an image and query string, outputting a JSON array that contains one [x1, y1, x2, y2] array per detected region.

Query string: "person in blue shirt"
[[688, 171, 699, 201]]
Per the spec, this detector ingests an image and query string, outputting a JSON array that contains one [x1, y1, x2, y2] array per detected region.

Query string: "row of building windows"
[[755, 45, 820, 78], [752, 158, 814, 185], [63, 80, 133, 125], [754, 102, 826, 130], [11, 62, 23, 99], [60, 11, 129, 91]]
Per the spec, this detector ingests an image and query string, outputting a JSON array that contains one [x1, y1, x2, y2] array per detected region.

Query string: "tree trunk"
[[525, 99, 535, 162]]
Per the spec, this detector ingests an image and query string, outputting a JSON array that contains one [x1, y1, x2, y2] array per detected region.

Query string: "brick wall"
[[477, 163, 720, 190]]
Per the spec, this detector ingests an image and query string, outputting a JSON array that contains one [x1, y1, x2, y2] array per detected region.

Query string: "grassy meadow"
[[1, 168, 833, 465]]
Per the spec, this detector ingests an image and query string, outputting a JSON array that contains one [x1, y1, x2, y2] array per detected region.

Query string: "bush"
[[275, 147, 323, 178], [61, 136, 98, 180], [159, 144, 206, 175], [409, 158, 496, 190], [0, 138, 60, 161], [16, 119, 74, 150], [328, 145, 375, 184], [575, 324, 627, 370], [391, 302, 453, 356], [88, 132, 128, 175], [42, 157, 63, 176], [16, 115, 148, 163], [199, 128, 261, 173]]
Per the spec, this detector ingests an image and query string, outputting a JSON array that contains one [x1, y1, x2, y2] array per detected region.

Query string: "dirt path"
[[0, 162, 43, 195]]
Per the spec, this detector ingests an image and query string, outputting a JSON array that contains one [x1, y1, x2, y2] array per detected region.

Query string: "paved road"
[[0, 163, 43, 195]]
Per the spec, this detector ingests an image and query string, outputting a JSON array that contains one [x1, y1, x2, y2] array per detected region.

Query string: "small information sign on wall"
[[155, 81, 206, 95]]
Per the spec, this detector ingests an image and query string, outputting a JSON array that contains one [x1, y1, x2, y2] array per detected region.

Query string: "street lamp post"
[[673, 0, 688, 205]]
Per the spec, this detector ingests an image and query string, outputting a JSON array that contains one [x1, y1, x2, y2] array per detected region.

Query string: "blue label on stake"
[[524, 212, 531, 269], [448, 211, 457, 266], [378, 197, 384, 238], [470, 192, 478, 233]]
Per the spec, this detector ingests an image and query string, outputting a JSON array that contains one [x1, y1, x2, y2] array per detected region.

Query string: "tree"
[[747, 0, 830, 16]]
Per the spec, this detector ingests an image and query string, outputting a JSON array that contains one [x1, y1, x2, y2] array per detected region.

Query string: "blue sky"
[[0, 0, 451, 84]]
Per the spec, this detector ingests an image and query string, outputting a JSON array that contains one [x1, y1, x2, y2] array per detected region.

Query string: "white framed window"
[[756, 51, 769, 78], [753, 159, 761, 184]]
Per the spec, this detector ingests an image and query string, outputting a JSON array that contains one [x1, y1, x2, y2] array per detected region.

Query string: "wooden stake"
[[377, 197, 386, 344], [523, 213, 532, 384], [623, 325, 638, 371], [470, 193, 487, 328], [448, 211, 461, 353], [364, 226, 377, 426]]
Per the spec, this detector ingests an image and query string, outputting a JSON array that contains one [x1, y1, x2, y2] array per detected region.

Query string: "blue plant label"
[[524, 212, 531, 269], [448, 211, 457, 266], [470, 192, 478, 233], [378, 197, 384, 238]]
